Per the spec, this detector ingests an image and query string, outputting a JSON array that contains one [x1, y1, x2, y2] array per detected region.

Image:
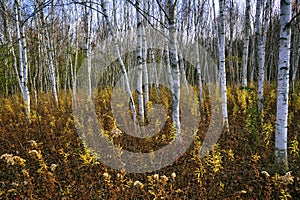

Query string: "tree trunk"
[[258, 0, 271, 114], [242, 0, 250, 87], [168, 0, 181, 141], [178, 46, 189, 93], [142, 25, 149, 122], [14, 0, 30, 117], [218, 0, 229, 129], [85, 0, 92, 98], [275, 0, 292, 172], [196, 37, 203, 104], [136, 0, 145, 125], [39, 1, 59, 105]]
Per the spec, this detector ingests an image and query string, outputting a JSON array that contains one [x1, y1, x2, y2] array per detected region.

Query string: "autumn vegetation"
[[0, 83, 299, 199]]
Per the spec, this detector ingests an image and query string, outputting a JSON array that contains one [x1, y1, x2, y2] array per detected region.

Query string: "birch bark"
[[275, 0, 292, 172], [168, 0, 181, 140], [15, 0, 30, 116], [258, 0, 271, 114], [218, 0, 229, 129], [136, 0, 145, 125], [242, 0, 250, 87], [39, 1, 59, 105], [85, 0, 92, 98]]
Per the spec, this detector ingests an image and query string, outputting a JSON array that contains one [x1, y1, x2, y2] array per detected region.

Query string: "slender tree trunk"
[[136, 0, 145, 125], [275, 0, 292, 172], [254, 0, 262, 87], [242, 0, 250, 87], [165, 43, 174, 95], [113, 0, 117, 29], [228, 0, 235, 84], [291, 39, 299, 93], [20, 18, 30, 115], [85, 0, 92, 98], [196, 37, 203, 104], [168, 0, 181, 140], [250, 37, 255, 86], [142, 25, 149, 122], [178, 46, 189, 92], [72, 4, 79, 107], [218, 0, 229, 129], [291, 21, 300, 93], [15, 0, 30, 117], [39, 1, 59, 105], [258, 0, 271, 114]]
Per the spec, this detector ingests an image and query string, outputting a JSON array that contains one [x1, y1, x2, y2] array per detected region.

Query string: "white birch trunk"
[[15, 0, 30, 117], [219, 0, 229, 129], [168, 0, 181, 140], [40, 2, 58, 105], [242, 0, 250, 87], [85, 1, 92, 98], [71, 6, 79, 108], [196, 37, 203, 104], [275, 0, 292, 172], [142, 25, 149, 122], [150, 48, 159, 93], [20, 21, 30, 116], [136, 0, 144, 125], [258, 0, 271, 114]]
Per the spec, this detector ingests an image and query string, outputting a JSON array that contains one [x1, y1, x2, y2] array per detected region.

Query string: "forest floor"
[[0, 84, 299, 199]]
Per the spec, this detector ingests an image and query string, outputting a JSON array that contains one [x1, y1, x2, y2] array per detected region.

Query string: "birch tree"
[[142, 25, 149, 122], [178, 47, 189, 93], [257, 0, 271, 114], [254, 0, 262, 88], [15, 0, 30, 117], [275, 0, 292, 172], [228, 0, 236, 84], [168, 0, 181, 140], [136, 0, 145, 125], [218, 0, 229, 129], [39, 0, 59, 105], [242, 0, 250, 87], [85, 0, 92, 98], [70, 4, 79, 107], [195, 37, 203, 103]]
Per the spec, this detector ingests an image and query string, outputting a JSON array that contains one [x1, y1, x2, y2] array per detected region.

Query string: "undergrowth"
[[0, 84, 299, 199]]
